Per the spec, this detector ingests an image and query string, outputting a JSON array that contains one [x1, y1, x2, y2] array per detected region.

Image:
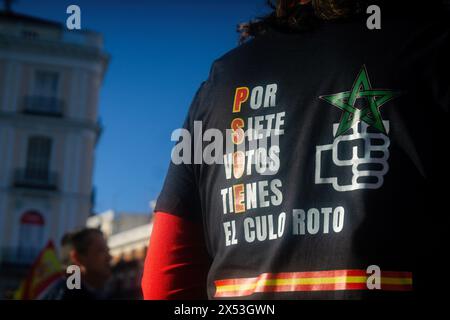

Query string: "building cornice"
[[0, 34, 109, 75], [0, 111, 102, 137], [108, 223, 153, 250]]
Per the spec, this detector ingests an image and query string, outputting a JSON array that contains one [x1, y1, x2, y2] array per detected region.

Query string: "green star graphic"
[[319, 65, 401, 137]]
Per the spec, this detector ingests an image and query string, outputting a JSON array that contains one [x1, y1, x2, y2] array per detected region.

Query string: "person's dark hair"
[[238, 0, 365, 43], [238, 0, 447, 43], [61, 228, 103, 257]]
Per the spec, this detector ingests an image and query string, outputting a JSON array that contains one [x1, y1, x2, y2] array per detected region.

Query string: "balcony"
[[0, 247, 40, 266], [13, 169, 58, 191], [22, 95, 64, 117]]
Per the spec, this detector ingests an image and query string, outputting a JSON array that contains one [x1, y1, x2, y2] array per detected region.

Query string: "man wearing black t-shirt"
[[142, 0, 449, 300]]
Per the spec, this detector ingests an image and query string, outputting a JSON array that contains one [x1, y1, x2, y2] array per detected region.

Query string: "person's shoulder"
[[391, 3, 450, 31], [40, 277, 97, 300], [39, 277, 67, 300], [60, 286, 97, 300], [215, 36, 266, 62], [206, 35, 277, 83]]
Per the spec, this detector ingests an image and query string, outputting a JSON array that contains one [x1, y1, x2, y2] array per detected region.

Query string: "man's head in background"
[[60, 228, 112, 289]]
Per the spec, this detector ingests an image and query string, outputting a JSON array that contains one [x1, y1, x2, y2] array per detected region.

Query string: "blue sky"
[[13, 0, 268, 214]]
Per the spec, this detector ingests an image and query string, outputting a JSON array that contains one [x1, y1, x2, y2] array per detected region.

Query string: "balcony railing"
[[13, 169, 58, 190], [0, 247, 40, 266], [22, 95, 64, 117]]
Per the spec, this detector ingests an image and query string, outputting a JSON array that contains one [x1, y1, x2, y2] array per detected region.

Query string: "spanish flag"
[[14, 240, 63, 300], [214, 269, 413, 298]]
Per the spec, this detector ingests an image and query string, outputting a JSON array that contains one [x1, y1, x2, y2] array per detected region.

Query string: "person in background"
[[42, 228, 112, 300]]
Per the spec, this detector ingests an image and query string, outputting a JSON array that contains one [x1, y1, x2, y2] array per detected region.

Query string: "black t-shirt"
[[156, 8, 449, 299]]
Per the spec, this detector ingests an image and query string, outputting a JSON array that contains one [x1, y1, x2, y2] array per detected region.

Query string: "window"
[[24, 71, 62, 115], [34, 71, 59, 98], [17, 210, 45, 264], [25, 136, 52, 181]]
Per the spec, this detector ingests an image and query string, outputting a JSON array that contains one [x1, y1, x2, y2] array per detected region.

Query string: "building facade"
[[86, 210, 152, 264], [0, 9, 108, 295]]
